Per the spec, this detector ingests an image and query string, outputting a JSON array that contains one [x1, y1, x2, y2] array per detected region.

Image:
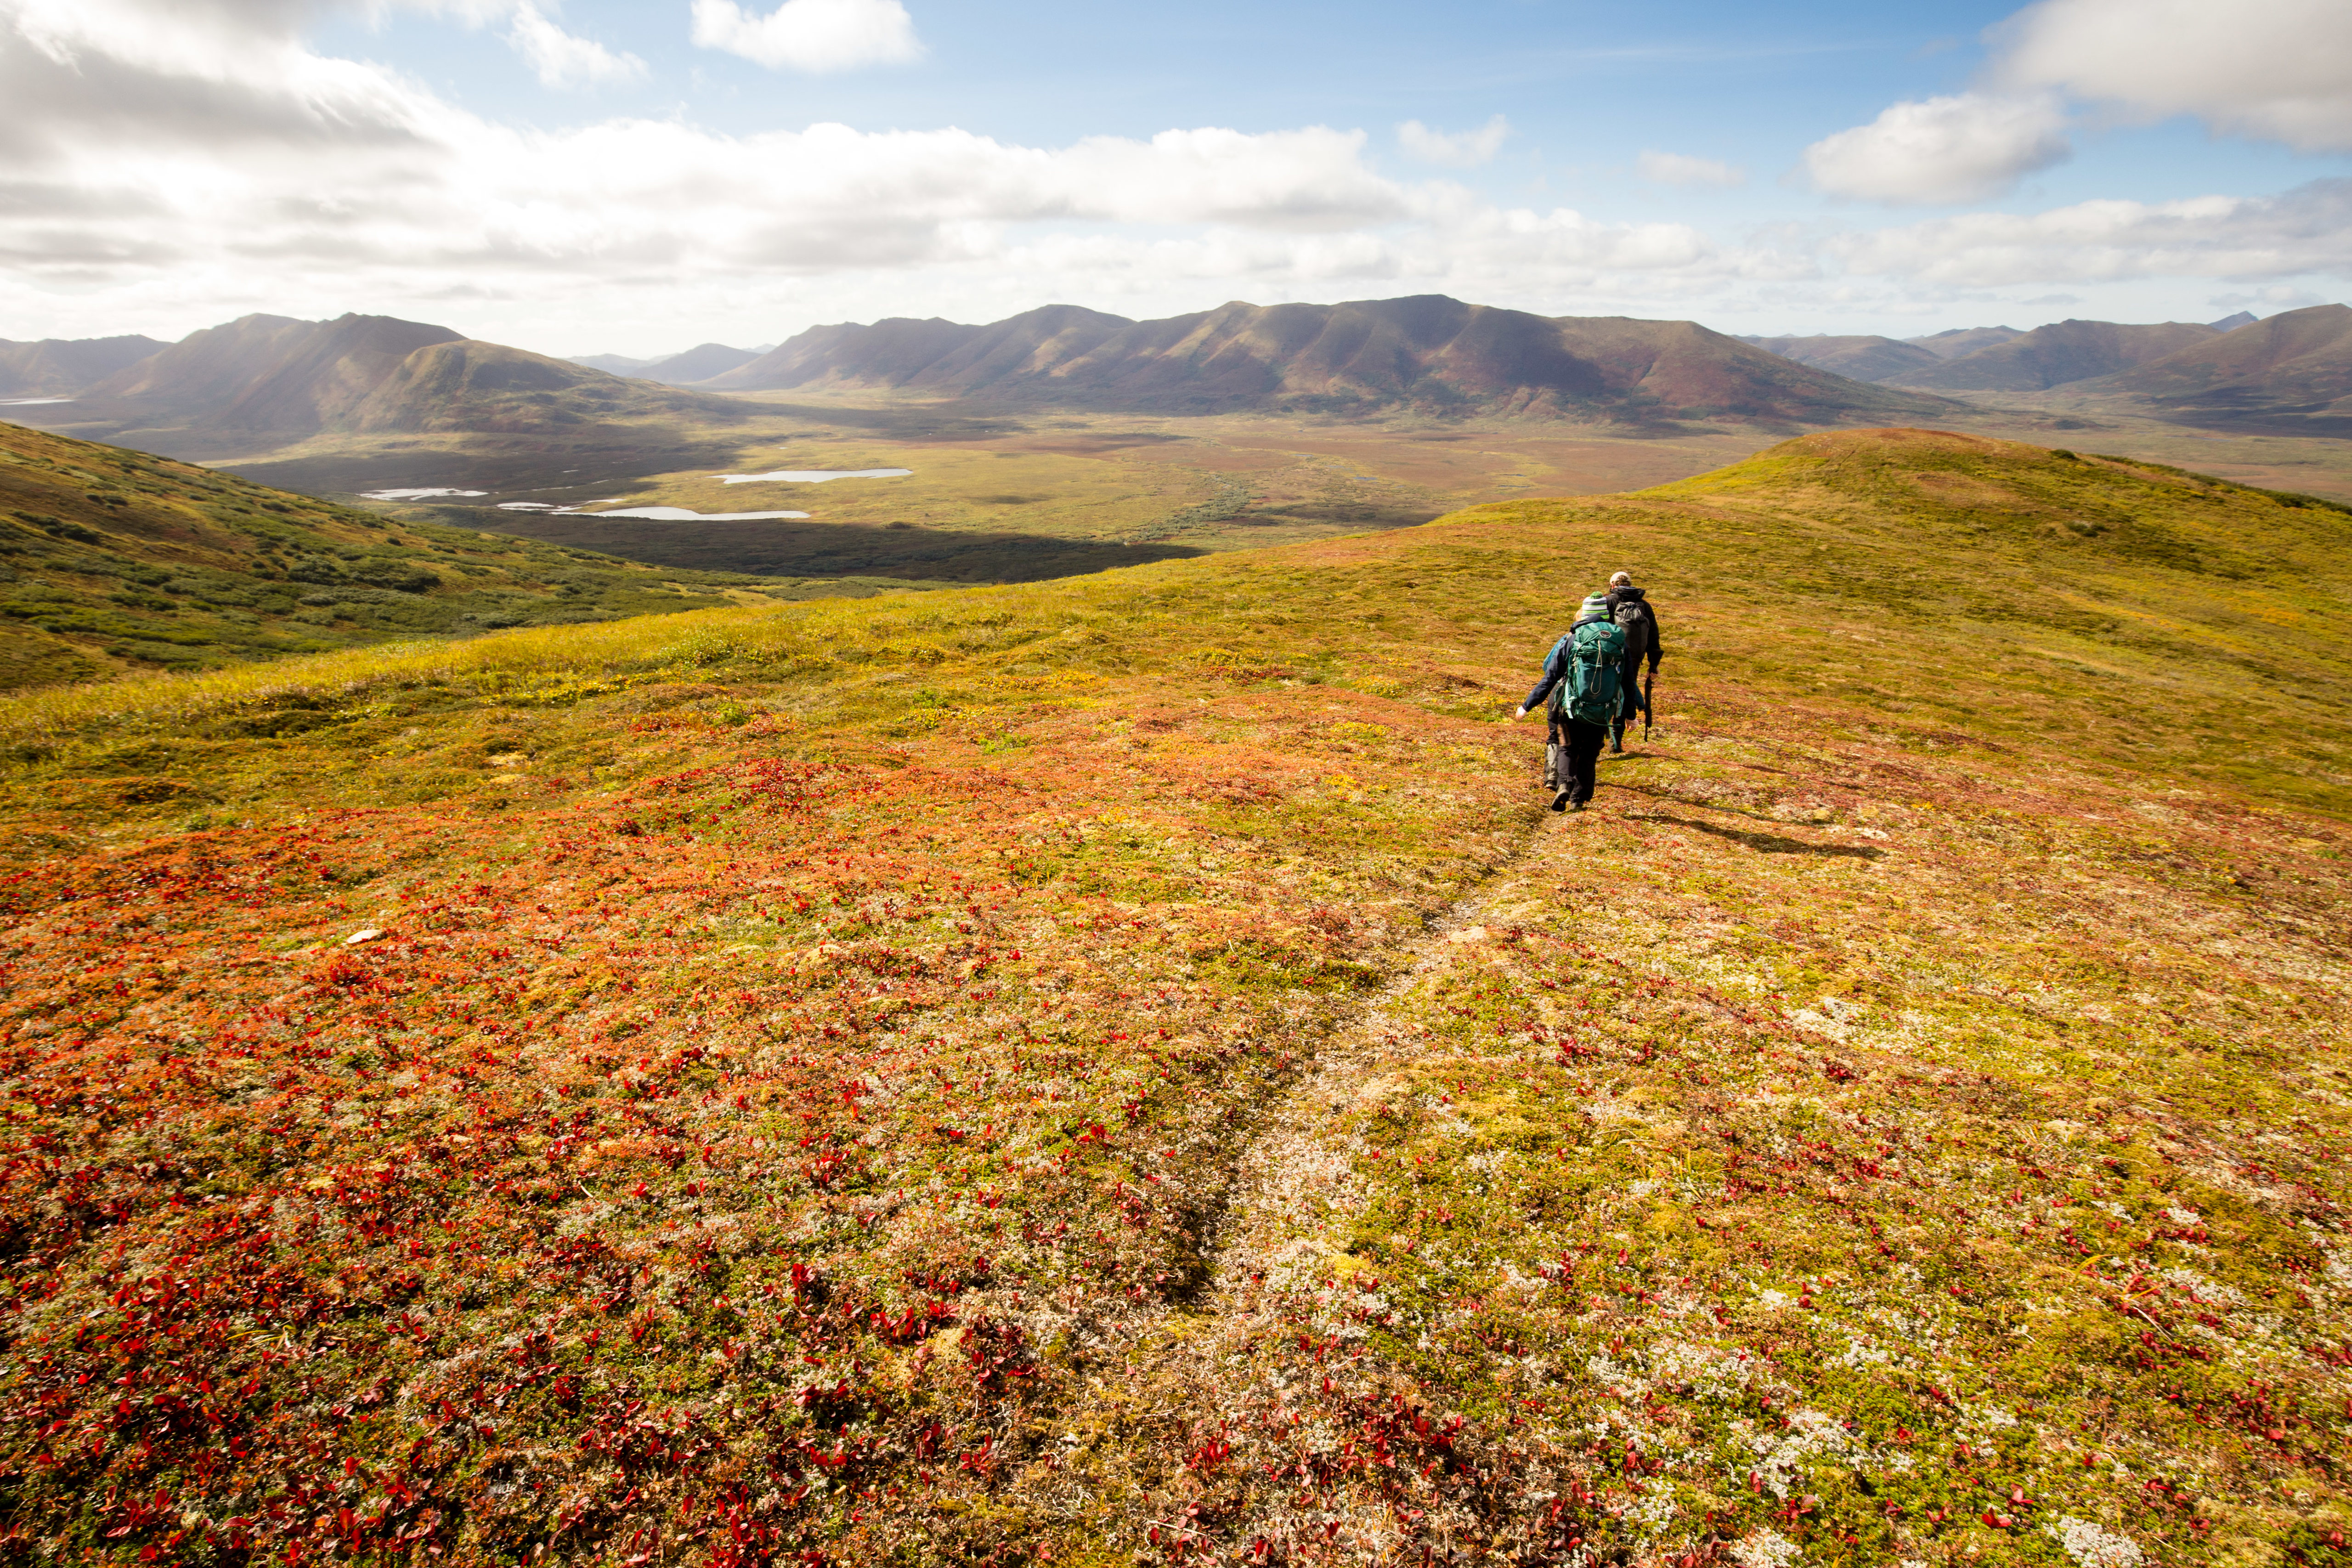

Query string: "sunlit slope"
[[0, 420, 922, 690], [1638, 428, 2352, 811], [0, 429, 2343, 1565]]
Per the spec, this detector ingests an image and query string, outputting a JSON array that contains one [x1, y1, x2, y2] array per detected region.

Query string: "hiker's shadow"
[[1620, 811, 1884, 860]]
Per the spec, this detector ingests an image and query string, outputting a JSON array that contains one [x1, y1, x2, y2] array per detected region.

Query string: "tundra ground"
[[0, 430, 2344, 1566]]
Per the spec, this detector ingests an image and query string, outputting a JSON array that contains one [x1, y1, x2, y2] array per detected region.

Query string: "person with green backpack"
[[1513, 590, 1625, 813]]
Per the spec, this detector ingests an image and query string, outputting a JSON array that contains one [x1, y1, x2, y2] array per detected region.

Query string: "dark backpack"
[[1612, 600, 1652, 663], [1555, 619, 1625, 725]]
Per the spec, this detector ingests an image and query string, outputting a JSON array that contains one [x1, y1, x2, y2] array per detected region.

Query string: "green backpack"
[[1555, 619, 1626, 725]]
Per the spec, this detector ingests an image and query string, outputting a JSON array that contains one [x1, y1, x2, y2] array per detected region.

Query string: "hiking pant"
[[1547, 711, 1606, 804], [1608, 667, 1645, 747]]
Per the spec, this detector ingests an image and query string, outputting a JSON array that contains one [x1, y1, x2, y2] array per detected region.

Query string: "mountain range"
[[0, 334, 169, 398], [45, 314, 747, 438], [1740, 310, 2264, 392], [1756, 304, 2350, 435], [10, 299, 1960, 434], [566, 343, 773, 385], [2098, 303, 2352, 434], [9, 299, 2347, 447], [1891, 318, 2232, 391], [697, 295, 1960, 425], [1735, 334, 1948, 384]]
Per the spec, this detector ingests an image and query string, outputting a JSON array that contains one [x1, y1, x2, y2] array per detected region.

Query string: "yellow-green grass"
[[0, 429, 2342, 1565]]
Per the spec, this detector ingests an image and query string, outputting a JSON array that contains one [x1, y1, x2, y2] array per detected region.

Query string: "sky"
[[2, 0, 2348, 357]]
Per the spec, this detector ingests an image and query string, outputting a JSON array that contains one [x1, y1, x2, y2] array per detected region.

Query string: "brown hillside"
[[718, 294, 1957, 425], [1905, 324, 2021, 359], [1738, 332, 1941, 382], [94, 313, 464, 430], [43, 316, 744, 442], [345, 340, 746, 433], [1894, 318, 2219, 391], [0, 334, 168, 398], [706, 303, 1133, 393], [2096, 302, 2352, 431]]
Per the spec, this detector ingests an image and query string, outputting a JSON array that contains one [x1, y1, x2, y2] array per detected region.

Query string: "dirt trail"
[[1201, 853, 1543, 1321], [1049, 803, 1591, 1555]]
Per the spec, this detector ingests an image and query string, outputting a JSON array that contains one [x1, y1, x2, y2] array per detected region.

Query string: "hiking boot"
[[1609, 737, 1624, 755], [1569, 798, 1587, 812], [1549, 788, 1571, 813]]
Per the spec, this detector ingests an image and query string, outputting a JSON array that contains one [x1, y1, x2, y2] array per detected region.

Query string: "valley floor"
[[19, 381, 2352, 603]]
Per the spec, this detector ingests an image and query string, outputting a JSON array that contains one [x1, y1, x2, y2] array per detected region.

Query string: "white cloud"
[[0, 2, 1674, 310], [4, 0, 2346, 352], [2209, 286, 2323, 311], [1993, 0, 2352, 153], [1396, 115, 1509, 168], [1, 0, 441, 158], [503, 3, 645, 88], [689, 0, 921, 73], [345, 0, 646, 90], [1828, 179, 2352, 286], [1637, 150, 1745, 189], [1803, 92, 2071, 204]]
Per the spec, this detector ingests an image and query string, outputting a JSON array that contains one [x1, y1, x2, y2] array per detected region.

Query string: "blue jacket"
[[1522, 614, 1610, 712]]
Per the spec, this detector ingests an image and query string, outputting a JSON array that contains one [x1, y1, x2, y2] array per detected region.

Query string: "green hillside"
[[0, 420, 939, 691], [0, 430, 2343, 1567]]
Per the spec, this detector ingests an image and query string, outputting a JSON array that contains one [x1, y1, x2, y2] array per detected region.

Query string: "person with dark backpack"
[[1514, 590, 1624, 813], [1603, 570, 1663, 754]]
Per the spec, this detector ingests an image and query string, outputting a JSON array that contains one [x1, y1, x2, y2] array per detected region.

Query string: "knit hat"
[[1609, 571, 1633, 588], [1578, 591, 1611, 620]]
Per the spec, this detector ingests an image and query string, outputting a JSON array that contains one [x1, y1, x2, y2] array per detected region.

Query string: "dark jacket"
[[1521, 611, 1611, 713], [1605, 585, 1664, 674]]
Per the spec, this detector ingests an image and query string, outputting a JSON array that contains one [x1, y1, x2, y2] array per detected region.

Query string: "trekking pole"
[[1642, 670, 1654, 741]]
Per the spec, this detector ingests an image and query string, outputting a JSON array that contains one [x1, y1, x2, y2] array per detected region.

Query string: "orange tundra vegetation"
[[0, 429, 2345, 1565]]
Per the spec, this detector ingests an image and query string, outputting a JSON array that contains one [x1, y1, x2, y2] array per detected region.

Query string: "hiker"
[[1514, 590, 1624, 813], [1603, 570, 1663, 754]]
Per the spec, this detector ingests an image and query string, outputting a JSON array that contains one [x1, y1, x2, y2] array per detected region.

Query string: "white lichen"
[[2047, 1515, 2143, 1568], [1730, 1528, 1800, 1568]]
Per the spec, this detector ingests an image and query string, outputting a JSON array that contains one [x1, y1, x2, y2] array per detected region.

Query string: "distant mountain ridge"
[[1735, 334, 1942, 383], [1910, 326, 2024, 361], [20, 300, 2315, 437], [2091, 303, 2352, 434], [340, 340, 746, 433], [96, 314, 465, 429], [710, 305, 1133, 396], [0, 335, 169, 398], [710, 295, 1958, 426], [635, 344, 764, 385], [1740, 312, 2273, 392], [62, 313, 742, 436], [1888, 319, 2228, 392]]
